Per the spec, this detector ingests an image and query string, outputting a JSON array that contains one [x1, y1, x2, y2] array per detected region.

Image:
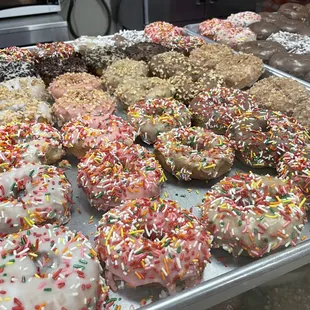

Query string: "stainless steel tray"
[[184, 23, 310, 90]]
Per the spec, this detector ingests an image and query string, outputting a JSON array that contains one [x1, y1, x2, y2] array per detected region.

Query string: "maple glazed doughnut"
[[201, 173, 307, 257], [96, 197, 212, 293], [227, 109, 310, 168], [62, 114, 137, 158], [0, 165, 72, 237], [127, 98, 191, 144], [77, 141, 166, 211], [0, 122, 64, 171], [0, 224, 108, 309], [154, 127, 235, 181]]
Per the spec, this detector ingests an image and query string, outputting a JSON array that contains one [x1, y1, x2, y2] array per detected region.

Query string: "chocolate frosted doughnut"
[[276, 15, 306, 33], [269, 52, 310, 79], [278, 3, 309, 21], [305, 71, 310, 82], [260, 12, 281, 23], [236, 41, 286, 63], [249, 21, 280, 40]]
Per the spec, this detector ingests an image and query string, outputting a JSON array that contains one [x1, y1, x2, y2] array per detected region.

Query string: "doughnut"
[[278, 3, 309, 21], [214, 27, 257, 47], [0, 77, 48, 101], [48, 72, 102, 99], [149, 51, 191, 79], [53, 89, 116, 127], [102, 59, 149, 92], [125, 42, 171, 62], [189, 44, 234, 70], [226, 109, 309, 168], [154, 127, 235, 181], [198, 18, 234, 39], [95, 197, 212, 293], [62, 114, 137, 158], [227, 11, 262, 28], [0, 98, 52, 125], [305, 71, 310, 82], [189, 87, 258, 134], [0, 46, 35, 62], [236, 40, 286, 63], [0, 165, 72, 237], [77, 141, 166, 211], [200, 172, 307, 257], [0, 122, 64, 170], [269, 52, 310, 79], [112, 30, 152, 48], [260, 12, 281, 23], [115, 76, 175, 109], [33, 42, 75, 59], [127, 98, 191, 144], [276, 15, 308, 33], [0, 224, 108, 309], [277, 149, 310, 201], [215, 53, 264, 89], [249, 21, 280, 40]]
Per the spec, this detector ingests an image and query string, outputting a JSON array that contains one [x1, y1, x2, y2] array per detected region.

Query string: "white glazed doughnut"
[[227, 11, 262, 28]]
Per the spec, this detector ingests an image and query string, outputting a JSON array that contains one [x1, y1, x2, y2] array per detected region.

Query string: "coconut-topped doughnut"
[[227, 11, 262, 27], [62, 114, 137, 158], [277, 149, 310, 201], [0, 98, 52, 125], [201, 172, 307, 257], [96, 197, 212, 293], [214, 27, 257, 47], [154, 127, 234, 181], [215, 53, 264, 89], [53, 89, 115, 127], [0, 165, 72, 237], [77, 141, 166, 211], [0, 122, 64, 170], [198, 18, 234, 39], [189, 87, 258, 134], [102, 59, 149, 92], [127, 98, 191, 144], [0, 224, 108, 309], [227, 109, 309, 168], [278, 3, 309, 21], [49, 72, 102, 100]]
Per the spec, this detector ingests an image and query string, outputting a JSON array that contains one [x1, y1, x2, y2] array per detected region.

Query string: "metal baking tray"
[[184, 23, 310, 91]]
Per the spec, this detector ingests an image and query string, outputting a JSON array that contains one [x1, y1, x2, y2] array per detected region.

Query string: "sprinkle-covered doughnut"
[[277, 149, 310, 201], [0, 122, 64, 171], [198, 18, 234, 38], [62, 114, 137, 158], [189, 87, 258, 134], [227, 109, 310, 168], [0, 46, 35, 62], [0, 165, 72, 237], [201, 172, 307, 257], [53, 88, 116, 127], [154, 127, 235, 181], [0, 224, 108, 309], [48, 72, 102, 99], [77, 141, 166, 211], [127, 98, 191, 144], [96, 197, 212, 293], [227, 11, 262, 28], [33, 42, 75, 59]]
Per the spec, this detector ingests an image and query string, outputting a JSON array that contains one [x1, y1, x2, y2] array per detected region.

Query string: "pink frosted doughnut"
[[62, 114, 137, 158], [53, 88, 116, 126], [198, 18, 235, 38], [227, 11, 262, 28], [215, 27, 257, 47], [77, 141, 166, 211], [48, 72, 102, 99], [95, 197, 212, 293]]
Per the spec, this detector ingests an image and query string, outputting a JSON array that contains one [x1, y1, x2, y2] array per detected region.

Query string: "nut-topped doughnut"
[[0, 224, 108, 309], [96, 197, 212, 293], [189, 87, 258, 134], [62, 114, 137, 158], [0, 165, 72, 237], [227, 11, 262, 27], [227, 109, 310, 168], [0, 122, 64, 171], [48, 72, 102, 99], [277, 148, 310, 201], [154, 127, 235, 181], [198, 18, 234, 39], [77, 141, 166, 211], [201, 172, 307, 257], [53, 88, 116, 127], [127, 98, 191, 144]]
